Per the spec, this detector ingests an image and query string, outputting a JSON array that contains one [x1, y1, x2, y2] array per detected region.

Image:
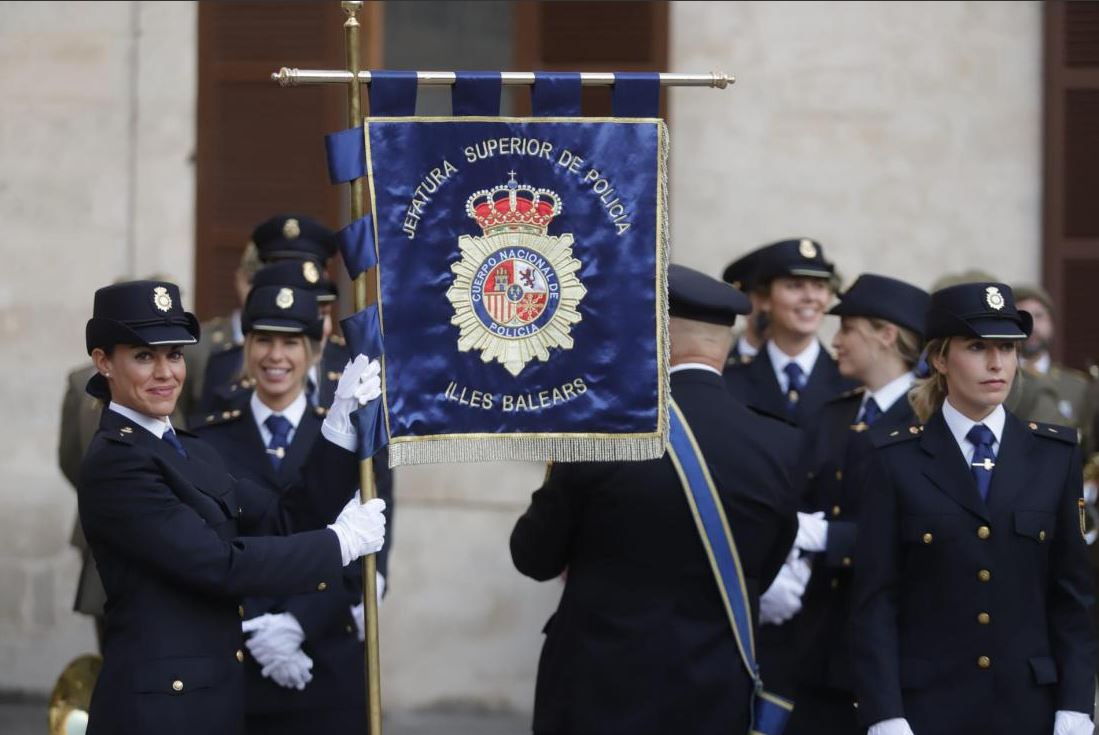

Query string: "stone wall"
[[0, 1, 196, 692]]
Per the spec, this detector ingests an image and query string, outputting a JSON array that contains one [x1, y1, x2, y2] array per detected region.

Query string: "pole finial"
[[711, 72, 733, 89], [342, 1, 363, 22]]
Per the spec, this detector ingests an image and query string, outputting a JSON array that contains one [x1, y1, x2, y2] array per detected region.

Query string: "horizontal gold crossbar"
[[272, 68, 733, 89]]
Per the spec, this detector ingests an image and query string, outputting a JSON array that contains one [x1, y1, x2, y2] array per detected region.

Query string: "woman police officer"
[[191, 283, 387, 734], [783, 274, 929, 734], [78, 279, 386, 735], [850, 282, 1096, 735]]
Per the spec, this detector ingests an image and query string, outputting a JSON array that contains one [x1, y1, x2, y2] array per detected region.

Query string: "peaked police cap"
[[251, 260, 338, 302], [669, 263, 751, 327], [753, 238, 835, 285], [242, 285, 324, 341], [925, 282, 1032, 340], [828, 273, 930, 338], [252, 214, 337, 263]]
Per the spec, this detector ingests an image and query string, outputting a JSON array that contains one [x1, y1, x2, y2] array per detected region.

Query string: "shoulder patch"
[[1025, 420, 1078, 445], [870, 423, 923, 449]]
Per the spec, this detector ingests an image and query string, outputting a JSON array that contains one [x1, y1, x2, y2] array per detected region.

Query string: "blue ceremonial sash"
[[360, 116, 669, 466], [666, 400, 794, 735]]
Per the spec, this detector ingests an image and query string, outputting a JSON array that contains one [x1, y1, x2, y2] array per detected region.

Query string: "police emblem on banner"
[[362, 118, 669, 466], [447, 174, 587, 376]]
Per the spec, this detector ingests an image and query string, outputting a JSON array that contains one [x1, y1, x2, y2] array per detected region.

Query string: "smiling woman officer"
[[77, 280, 387, 735], [850, 282, 1097, 735]]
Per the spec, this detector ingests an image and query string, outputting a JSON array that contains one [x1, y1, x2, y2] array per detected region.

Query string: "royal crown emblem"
[[447, 172, 587, 376], [152, 286, 173, 313], [985, 286, 1005, 311]]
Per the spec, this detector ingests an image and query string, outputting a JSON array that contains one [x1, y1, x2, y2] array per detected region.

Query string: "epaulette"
[[870, 423, 924, 449], [1025, 420, 1078, 445], [329, 333, 346, 347], [312, 405, 328, 417], [197, 407, 244, 427], [104, 424, 138, 445]]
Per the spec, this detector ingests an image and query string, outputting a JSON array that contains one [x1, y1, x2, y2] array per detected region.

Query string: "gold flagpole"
[[275, 68, 734, 89], [340, 2, 382, 734]]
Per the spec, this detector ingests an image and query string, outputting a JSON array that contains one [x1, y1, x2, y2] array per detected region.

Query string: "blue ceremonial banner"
[[361, 117, 669, 465]]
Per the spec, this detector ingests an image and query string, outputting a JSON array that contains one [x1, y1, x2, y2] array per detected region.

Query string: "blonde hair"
[[867, 318, 923, 369], [909, 338, 951, 423]]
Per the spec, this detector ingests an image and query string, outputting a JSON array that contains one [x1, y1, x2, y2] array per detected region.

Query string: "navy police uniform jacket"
[[723, 341, 857, 427], [78, 408, 358, 735], [190, 398, 393, 726], [782, 388, 915, 733], [850, 409, 1097, 735], [510, 369, 799, 735]]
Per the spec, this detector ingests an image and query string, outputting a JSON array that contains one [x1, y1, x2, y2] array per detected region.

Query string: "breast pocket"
[[1014, 511, 1055, 544]]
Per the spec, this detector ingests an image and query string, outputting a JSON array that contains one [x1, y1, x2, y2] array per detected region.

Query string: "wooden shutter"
[[195, 2, 383, 319], [513, 1, 669, 118], [1044, 1, 1099, 369]]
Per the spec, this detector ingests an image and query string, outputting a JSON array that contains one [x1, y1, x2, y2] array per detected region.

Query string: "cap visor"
[[136, 325, 198, 346], [967, 317, 1028, 340], [250, 318, 307, 334]]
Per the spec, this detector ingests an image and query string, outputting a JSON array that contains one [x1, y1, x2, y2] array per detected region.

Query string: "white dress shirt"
[[108, 402, 173, 439], [735, 335, 759, 359], [767, 339, 820, 393], [861, 372, 916, 417], [941, 398, 1005, 466], [250, 390, 308, 448]]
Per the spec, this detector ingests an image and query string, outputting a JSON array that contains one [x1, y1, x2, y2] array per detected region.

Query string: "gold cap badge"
[[985, 286, 1005, 311], [283, 218, 301, 239], [302, 261, 320, 284], [798, 238, 817, 258], [276, 287, 294, 309], [153, 286, 173, 312]]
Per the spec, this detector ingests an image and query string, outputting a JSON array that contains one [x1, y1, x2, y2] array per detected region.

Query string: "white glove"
[[1054, 710, 1094, 735], [795, 510, 829, 553], [327, 496, 387, 566], [349, 572, 387, 642], [868, 718, 916, 735], [759, 551, 811, 625], [261, 649, 314, 690], [321, 355, 382, 450], [241, 613, 313, 690]]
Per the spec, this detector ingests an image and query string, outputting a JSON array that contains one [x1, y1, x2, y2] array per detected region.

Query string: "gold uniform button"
[[835, 470, 843, 481], [346, 624, 354, 634], [977, 656, 991, 669], [922, 532, 933, 544], [978, 569, 991, 583], [238, 605, 245, 619], [842, 556, 853, 567], [977, 525, 990, 540], [317, 582, 328, 591], [1039, 530, 1047, 542], [1028, 422, 1039, 430], [172, 679, 184, 692], [977, 612, 991, 625], [832, 505, 842, 517], [235, 649, 244, 663]]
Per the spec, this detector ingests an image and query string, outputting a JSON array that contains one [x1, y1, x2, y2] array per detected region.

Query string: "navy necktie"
[[265, 414, 293, 470], [162, 428, 188, 459], [859, 396, 882, 426], [783, 362, 806, 415], [967, 424, 996, 501]]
